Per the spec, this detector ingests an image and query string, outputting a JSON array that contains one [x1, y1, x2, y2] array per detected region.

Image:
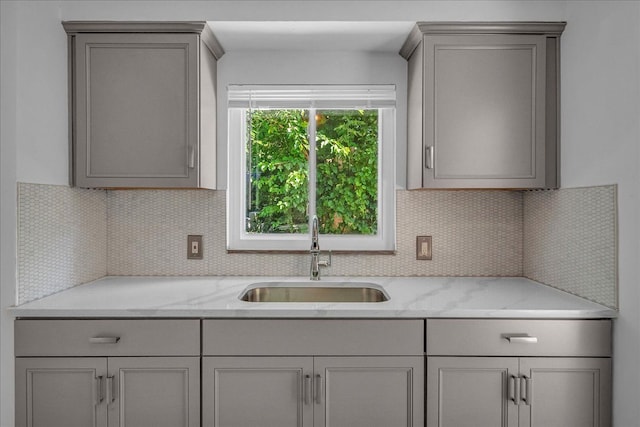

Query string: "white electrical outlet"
[[187, 235, 203, 259]]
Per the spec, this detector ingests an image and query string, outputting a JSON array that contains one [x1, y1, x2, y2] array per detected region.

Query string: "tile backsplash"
[[523, 185, 618, 308], [17, 183, 107, 304], [16, 183, 618, 309], [107, 189, 523, 277], [107, 189, 216, 276]]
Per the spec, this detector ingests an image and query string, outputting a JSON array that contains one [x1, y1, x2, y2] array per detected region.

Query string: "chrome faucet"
[[310, 215, 331, 280]]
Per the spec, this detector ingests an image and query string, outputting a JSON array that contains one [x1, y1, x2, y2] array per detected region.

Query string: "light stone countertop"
[[9, 276, 617, 318]]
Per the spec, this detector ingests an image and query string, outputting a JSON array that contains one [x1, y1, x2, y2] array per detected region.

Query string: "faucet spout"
[[310, 215, 330, 280], [311, 215, 320, 251]]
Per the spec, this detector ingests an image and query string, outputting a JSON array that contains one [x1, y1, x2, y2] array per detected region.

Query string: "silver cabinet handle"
[[315, 374, 322, 405], [188, 146, 195, 168], [509, 375, 521, 405], [304, 375, 311, 405], [96, 375, 104, 404], [505, 335, 538, 344], [522, 375, 532, 405], [425, 146, 434, 169], [106, 375, 115, 403], [89, 336, 120, 344], [508, 375, 514, 404]]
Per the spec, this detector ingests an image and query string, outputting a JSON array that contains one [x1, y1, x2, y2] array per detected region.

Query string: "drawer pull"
[[89, 336, 120, 344], [505, 335, 538, 344]]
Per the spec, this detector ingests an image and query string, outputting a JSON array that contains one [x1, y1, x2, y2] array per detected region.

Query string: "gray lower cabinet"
[[426, 357, 518, 427], [202, 357, 313, 427], [107, 357, 200, 427], [63, 22, 223, 189], [15, 356, 200, 427], [15, 317, 612, 426], [426, 319, 612, 427], [401, 22, 566, 189], [315, 356, 423, 427], [15, 357, 108, 427], [427, 356, 611, 427], [202, 319, 425, 427], [203, 356, 423, 427], [519, 357, 611, 427], [14, 319, 201, 427]]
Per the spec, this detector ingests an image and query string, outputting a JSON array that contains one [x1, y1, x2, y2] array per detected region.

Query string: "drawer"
[[15, 319, 200, 357], [426, 319, 611, 357], [203, 319, 424, 356]]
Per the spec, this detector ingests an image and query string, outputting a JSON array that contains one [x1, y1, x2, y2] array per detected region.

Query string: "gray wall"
[[560, 3, 640, 425], [2, 1, 639, 426]]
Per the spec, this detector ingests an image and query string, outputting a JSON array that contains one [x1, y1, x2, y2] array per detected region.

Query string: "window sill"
[[226, 250, 396, 255]]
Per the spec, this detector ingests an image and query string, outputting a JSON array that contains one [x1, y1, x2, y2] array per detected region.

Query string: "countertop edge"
[[9, 308, 618, 319]]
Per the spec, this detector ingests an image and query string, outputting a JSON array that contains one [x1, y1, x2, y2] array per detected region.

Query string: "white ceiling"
[[209, 21, 415, 52]]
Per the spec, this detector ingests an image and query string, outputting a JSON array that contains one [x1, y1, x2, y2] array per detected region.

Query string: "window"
[[227, 85, 395, 251]]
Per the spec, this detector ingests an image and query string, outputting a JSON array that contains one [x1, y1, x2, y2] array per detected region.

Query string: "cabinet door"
[[107, 357, 200, 427], [314, 356, 424, 427], [15, 357, 107, 427], [74, 33, 199, 188], [427, 356, 519, 427], [202, 357, 313, 427], [423, 34, 547, 188], [519, 358, 611, 427]]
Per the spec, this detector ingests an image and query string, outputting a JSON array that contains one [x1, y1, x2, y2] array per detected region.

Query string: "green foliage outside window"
[[247, 109, 378, 235]]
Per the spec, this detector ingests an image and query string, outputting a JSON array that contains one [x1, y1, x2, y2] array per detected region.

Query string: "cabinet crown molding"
[[62, 21, 208, 33], [62, 21, 224, 59], [399, 21, 566, 59]]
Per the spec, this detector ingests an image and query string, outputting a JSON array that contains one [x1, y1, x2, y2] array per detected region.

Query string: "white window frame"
[[227, 85, 396, 252]]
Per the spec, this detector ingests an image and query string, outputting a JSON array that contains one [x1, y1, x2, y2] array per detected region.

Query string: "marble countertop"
[[9, 276, 617, 318]]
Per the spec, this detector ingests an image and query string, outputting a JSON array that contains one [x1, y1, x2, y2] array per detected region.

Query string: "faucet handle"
[[318, 251, 332, 267]]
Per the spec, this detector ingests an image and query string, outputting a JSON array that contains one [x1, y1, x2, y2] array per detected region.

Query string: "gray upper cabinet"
[[63, 22, 223, 189], [401, 22, 565, 189]]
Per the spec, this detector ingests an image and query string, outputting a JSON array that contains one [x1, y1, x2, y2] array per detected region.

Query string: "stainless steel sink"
[[239, 282, 390, 303]]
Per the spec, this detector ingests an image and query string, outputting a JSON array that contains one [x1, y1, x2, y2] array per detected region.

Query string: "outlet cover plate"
[[416, 236, 432, 260], [187, 235, 203, 259]]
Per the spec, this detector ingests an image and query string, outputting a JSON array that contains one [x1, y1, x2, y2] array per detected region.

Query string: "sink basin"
[[239, 281, 390, 303]]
